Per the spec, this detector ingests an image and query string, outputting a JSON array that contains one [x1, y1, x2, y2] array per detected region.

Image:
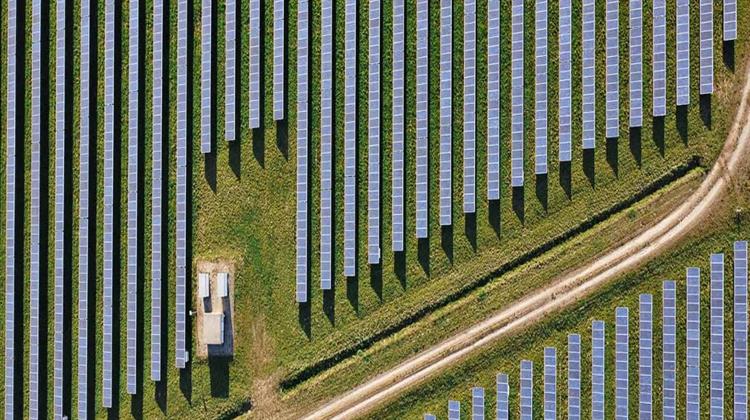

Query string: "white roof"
[[198, 272, 210, 298]]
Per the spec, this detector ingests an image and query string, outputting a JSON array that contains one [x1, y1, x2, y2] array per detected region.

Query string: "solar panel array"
[[344, 0, 357, 276], [558, 0, 572, 161], [544, 347, 556, 420], [368, 0, 382, 263], [487, 0, 501, 197], [591, 321, 605, 420], [249, 0, 261, 128], [605, 0, 619, 138], [497, 373, 510, 420], [464, 0, 476, 213], [582, 0, 595, 149], [663, 280, 677, 419], [176, 0, 190, 369], [711, 254, 724, 419], [735, 242, 748, 419], [392, 0, 405, 250], [103, 0, 116, 406], [472, 387, 484, 420], [676, 0, 690, 105], [615, 308, 628, 420], [568, 334, 581, 420], [416, 0, 429, 237], [629, 0, 643, 127], [535, 0, 548, 174], [296, 0, 309, 303], [520, 360, 533, 420], [439, 0, 452, 225], [724, 0, 737, 41], [639, 294, 653, 419], [151, 0, 165, 382], [225, 0, 237, 141], [201, 0, 212, 153], [448, 400, 460, 420], [273, 0, 285, 120], [510, 0, 524, 187], [320, 0, 333, 288], [700, 0, 713, 95], [653, 0, 667, 117], [686, 267, 701, 419]]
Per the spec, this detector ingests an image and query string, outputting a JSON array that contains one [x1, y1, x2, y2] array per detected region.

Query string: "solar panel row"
[[273, 0, 285, 120], [653, 0, 667, 116], [201, 0, 212, 153], [686, 267, 701, 419], [629, 0, 643, 127], [568, 334, 581, 420], [249, 0, 261, 128], [416, 0, 429, 237], [735, 242, 748, 419], [535, 0, 548, 174], [368, 0, 382, 263], [448, 400, 460, 420], [558, 0, 572, 161], [225, 0, 237, 140], [392, 0, 405, 250], [151, 0, 165, 382], [725, 0, 737, 41], [497, 373, 510, 420], [320, 0, 333, 288], [676, 0, 690, 105], [711, 254, 724, 419], [439, 0, 452, 224], [582, 0, 595, 149], [663, 280, 677, 420], [344, 0, 357, 275], [544, 347, 556, 420], [487, 0, 501, 196], [511, 0, 524, 187], [700, 0, 713, 95], [472, 386, 484, 420], [605, 0, 619, 137], [615, 308, 628, 420], [591, 321, 605, 420], [520, 360, 533, 420], [296, 0, 309, 303], [176, 0, 190, 369], [639, 294, 653, 419], [464, 0, 476, 213]]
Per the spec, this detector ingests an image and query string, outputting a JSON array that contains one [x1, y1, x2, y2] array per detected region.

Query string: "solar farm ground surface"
[[0, 0, 747, 418]]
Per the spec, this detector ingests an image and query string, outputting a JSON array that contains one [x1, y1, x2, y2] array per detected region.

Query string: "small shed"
[[217, 272, 229, 298], [203, 313, 225, 345], [198, 272, 211, 299]]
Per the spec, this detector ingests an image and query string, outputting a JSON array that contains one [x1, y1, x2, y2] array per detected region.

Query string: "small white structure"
[[217, 272, 229, 298], [203, 313, 225, 345], [198, 272, 211, 299]]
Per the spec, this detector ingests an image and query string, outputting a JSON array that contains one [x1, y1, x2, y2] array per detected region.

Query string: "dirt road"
[[302, 62, 750, 420]]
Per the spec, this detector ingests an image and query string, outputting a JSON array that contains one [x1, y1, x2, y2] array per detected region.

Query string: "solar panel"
[[439, 0, 452, 225], [544, 347, 556, 420], [724, 0, 737, 41], [582, 0, 595, 149], [663, 280, 677, 420], [424, 415, 436, 420], [639, 294, 653, 420], [449, 400, 461, 420], [511, 0, 524, 187], [735, 242, 748, 419], [558, 0, 572, 161], [463, 0, 476, 212], [615, 307, 629, 420], [653, 0, 667, 116], [629, 0, 643, 126], [711, 254, 724, 419], [392, 0, 405, 250], [487, 0, 501, 196], [568, 334, 581, 420], [497, 373, 510, 420], [273, 0, 285, 119], [472, 387, 484, 420], [592, 321, 605, 420], [176, 0, 190, 370], [676, 0, 690, 105], [700, 0, 713, 95], [225, 0, 237, 141], [520, 360, 533, 420], [686, 267, 701, 420], [201, 0, 212, 153], [416, 0, 429, 237], [605, 0, 619, 137], [368, 0, 382, 262], [151, 0, 165, 383], [344, 0, 357, 275], [320, 0, 333, 288], [535, 0, 548, 174], [296, 0, 309, 303], [249, 0, 261, 128]]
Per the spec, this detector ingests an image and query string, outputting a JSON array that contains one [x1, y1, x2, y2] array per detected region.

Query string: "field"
[[0, 0, 747, 418]]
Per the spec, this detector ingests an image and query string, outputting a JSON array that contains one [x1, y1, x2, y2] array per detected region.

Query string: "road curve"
[[302, 61, 750, 420]]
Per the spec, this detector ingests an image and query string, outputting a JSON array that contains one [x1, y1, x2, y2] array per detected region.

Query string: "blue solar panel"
[[686, 268, 701, 420], [725, 0, 737, 40], [439, 0, 452, 225], [368, 0, 382, 263], [463, 0, 476, 213], [416, 0, 429, 237], [663, 281, 677, 420], [605, 0, 619, 137], [449, 400, 461, 420], [615, 307, 629, 420], [558, 0, 572, 161], [249, 0, 261, 128], [592, 321, 605, 420], [176, 0, 190, 369], [510, 0, 524, 187], [711, 254, 724, 419], [487, 0, 501, 195], [582, 0, 596, 149], [320, 0, 333, 288], [424, 414, 436, 420], [201, 0, 212, 153], [700, 0, 713, 95], [676, 0, 690, 105], [344, 0, 357, 275], [296, 0, 309, 302], [225, 0, 237, 140], [639, 294, 653, 420], [273, 0, 285, 119], [497, 373, 510, 420], [568, 334, 581, 420], [629, 0, 643, 126], [653, 0, 667, 116], [544, 347, 556, 420], [520, 360, 533, 420], [472, 387, 484, 420], [735, 242, 748, 419], [535, 0, 548, 174], [392, 0, 405, 250]]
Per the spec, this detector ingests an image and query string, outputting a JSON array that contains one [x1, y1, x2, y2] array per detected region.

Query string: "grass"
[[0, 0, 747, 418]]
